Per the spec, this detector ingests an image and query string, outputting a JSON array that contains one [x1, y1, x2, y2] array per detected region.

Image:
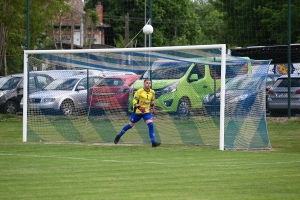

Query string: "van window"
[[142, 62, 191, 80], [209, 63, 249, 79], [226, 75, 263, 91], [189, 64, 205, 79]]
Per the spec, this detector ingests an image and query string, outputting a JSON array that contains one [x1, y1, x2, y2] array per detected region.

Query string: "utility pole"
[[144, 0, 147, 47], [125, 13, 129, 47], [287, 0, 291, 118], [149, 0, 152, 47], [26, 0, 30, 50]]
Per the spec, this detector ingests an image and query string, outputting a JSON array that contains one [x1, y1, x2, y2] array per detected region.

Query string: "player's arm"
[[150, 91, 155, 114], [133, 90, 140, 107]]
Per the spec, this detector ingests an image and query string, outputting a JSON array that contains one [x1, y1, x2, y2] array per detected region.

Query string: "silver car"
[[267, 74, 300, 115], [25, 75, 101, 115]]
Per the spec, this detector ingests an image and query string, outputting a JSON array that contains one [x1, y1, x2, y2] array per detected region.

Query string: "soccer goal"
[[23, 45, 271, 150]]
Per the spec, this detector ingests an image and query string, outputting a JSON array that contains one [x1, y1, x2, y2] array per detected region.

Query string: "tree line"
[[1, 0, 299, 75]]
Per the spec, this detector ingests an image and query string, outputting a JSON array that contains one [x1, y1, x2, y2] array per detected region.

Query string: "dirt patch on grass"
[[268, 117, 289, 123]]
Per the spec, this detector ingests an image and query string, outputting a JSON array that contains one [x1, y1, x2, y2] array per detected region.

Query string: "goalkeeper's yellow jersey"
[[133, 87, 155, 114]]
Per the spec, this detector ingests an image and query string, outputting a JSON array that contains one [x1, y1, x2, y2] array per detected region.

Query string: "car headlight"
[[161, 82, 179, 95], [203, 94, 211, 103], [229, 94, 249, 103], [41, 98, 56, 103]]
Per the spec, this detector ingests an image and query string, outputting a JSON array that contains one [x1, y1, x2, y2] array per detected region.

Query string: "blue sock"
[[118, 124, 132, 137], [147, 122, 156, 143]]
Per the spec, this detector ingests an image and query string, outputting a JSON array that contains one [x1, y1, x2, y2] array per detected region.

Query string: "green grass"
[[0, 114, 300, 199]]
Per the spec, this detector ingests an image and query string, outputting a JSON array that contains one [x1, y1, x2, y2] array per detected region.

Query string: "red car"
[[88, 75, 140, 111]]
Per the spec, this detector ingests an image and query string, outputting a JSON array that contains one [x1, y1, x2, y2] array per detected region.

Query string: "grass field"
[[0, 114, 300, 199]]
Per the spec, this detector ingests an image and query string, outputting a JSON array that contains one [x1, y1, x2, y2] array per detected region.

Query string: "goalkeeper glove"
[[138, 106, 146, 113], [151, 104, 156, 114]]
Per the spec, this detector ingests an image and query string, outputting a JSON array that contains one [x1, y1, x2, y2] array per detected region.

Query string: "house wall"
[[53, 1, 107, 48]]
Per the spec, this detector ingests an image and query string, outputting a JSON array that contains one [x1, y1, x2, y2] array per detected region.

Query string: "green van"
[[128, 59, 251, 116]]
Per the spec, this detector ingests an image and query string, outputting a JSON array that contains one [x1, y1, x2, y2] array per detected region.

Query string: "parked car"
[[0, 72, 55, 114], [23, 75, 101, 115], [88, 75, 140, 112], [265, 74, 282, 112], [76, 69, 136, 77], [128, 59, 252, 116], [203, 74, 267, 116], [267, 74, 300, 115], [266, 74, 282, 91]]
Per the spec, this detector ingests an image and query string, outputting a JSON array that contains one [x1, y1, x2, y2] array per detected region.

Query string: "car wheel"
[[60, 100, 74, 115], [177, 98, 190, 116], [4, 101, 18, 114]]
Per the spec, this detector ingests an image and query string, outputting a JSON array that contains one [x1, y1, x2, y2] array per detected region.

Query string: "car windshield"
[[0, 77, 22, 90], [141, 62, 191, 80], [273, 78, 300, 87], [226, 76, 263, 91], [210, 63, 249, 79], [44, 78, 79, 90], [96, 78, 124, 86]]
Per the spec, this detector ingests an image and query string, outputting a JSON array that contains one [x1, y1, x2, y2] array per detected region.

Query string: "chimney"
[[96, 2, 103, 24]]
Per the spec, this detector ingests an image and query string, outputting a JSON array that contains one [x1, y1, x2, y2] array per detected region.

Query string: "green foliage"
[[0, 0, 69, 74], [114, 34, 126, 48], [85, 0, 206, 47], [212, 0, 300, 46], [6, 31, 25, 74]]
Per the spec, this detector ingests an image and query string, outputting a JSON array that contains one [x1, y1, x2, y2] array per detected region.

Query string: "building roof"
[[67, 0, 85, 14], [53, 0, 110, 28], [230, 44, 300, 64]]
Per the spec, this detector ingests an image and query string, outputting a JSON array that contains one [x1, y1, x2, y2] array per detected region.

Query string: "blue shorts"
[[130, 112, 153, 123]]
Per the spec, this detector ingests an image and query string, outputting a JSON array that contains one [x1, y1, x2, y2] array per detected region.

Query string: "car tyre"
[[60, 100, 74, 115], [4, 101, 18, 114], [177, 98, 190, 116]]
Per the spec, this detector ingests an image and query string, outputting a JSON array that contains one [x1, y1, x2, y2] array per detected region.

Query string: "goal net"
[[22, 45, 271, 150]]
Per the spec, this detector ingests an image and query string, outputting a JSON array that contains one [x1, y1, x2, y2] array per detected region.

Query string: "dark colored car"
[[203, 74, 267, 116], [88, 75, 140, 112], [0, 73, 55, 114], [267, 74, 300, 115]]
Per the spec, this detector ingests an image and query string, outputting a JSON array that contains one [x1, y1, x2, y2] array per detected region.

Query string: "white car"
[[23, 75, 102, 115]]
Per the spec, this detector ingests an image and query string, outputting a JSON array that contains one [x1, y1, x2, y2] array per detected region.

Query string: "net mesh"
[[24, 47, 271, 150]]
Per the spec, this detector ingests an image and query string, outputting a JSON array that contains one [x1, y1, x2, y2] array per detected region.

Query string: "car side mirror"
[[189, 74, 198, 82], [76, 86, 85, 91]]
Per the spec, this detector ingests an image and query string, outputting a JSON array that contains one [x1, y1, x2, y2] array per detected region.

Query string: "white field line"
[[0, 153, 300, 167]]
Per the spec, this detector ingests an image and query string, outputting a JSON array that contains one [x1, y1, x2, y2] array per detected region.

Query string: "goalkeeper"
[[114, 79, 161, 147]]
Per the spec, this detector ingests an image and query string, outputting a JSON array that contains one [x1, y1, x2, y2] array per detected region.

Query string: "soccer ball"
[[143, 24, 153, 35]]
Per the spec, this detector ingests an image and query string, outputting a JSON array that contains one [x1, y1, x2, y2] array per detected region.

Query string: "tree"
[[212, 0, 300, 47], [0, 0, 68, 75], [85, 0, 205, 47], [192, 0, 225, 45]]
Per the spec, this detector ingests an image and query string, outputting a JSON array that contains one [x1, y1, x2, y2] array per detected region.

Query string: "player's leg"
[[114, 113, 142, 144], [144, 114, 161, 147]]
